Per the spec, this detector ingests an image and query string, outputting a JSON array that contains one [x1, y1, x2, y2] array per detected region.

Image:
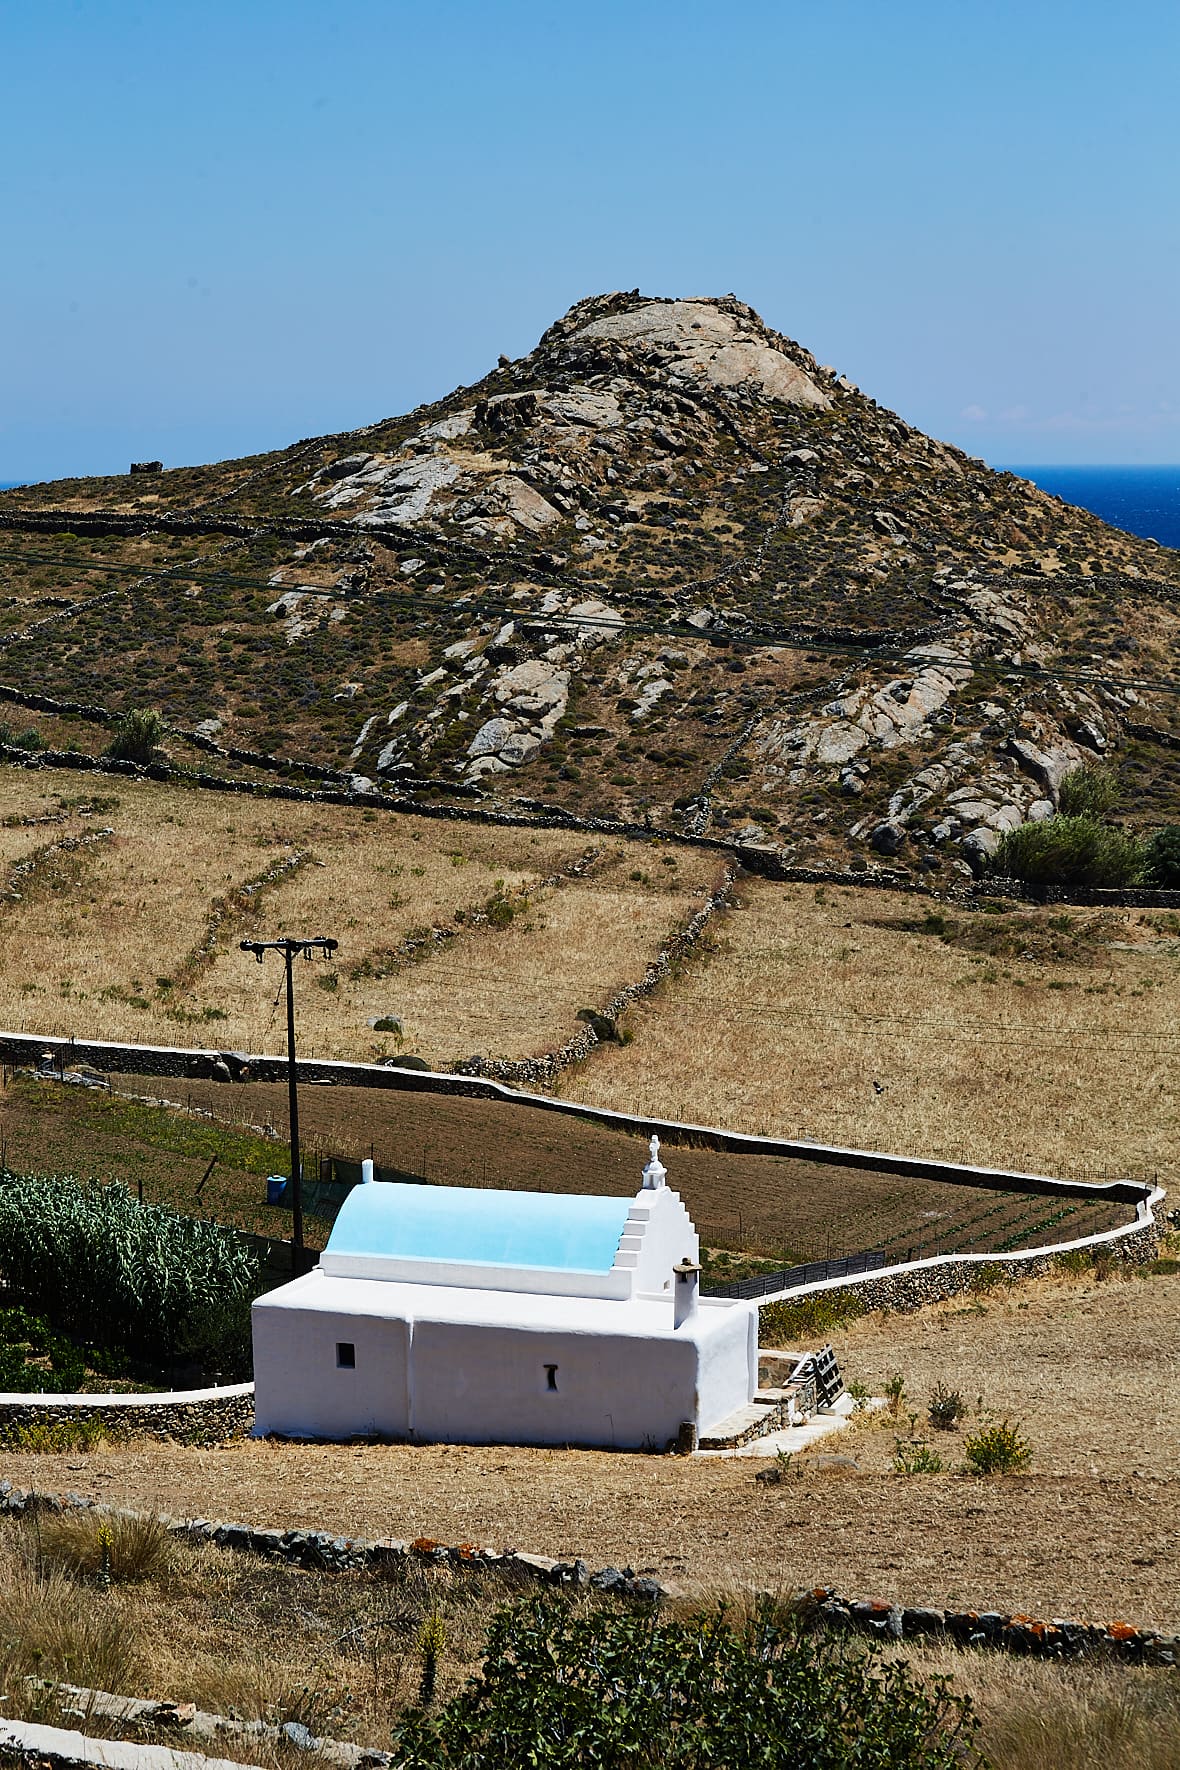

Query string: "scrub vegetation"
[[0, 1506, 1172, 1769]]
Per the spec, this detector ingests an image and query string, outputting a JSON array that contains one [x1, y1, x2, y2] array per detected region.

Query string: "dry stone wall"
[[0, 1482, 1172, 1664], [0, 1385, 253, 1446], [454, 865, 738, 1086], [756, 1193, 1163, 1315]]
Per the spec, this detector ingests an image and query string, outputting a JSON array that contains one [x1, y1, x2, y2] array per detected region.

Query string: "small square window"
[[336, 1342, 355, 1369]]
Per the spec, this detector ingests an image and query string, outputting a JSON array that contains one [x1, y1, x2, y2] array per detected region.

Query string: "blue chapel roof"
[[324, 1181, 632, 1273]]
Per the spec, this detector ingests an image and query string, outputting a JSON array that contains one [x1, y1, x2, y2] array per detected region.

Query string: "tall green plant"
[[106, 708, 166, 764], [0, 1171, 258, 1369], [992, 815, 1142, 889]]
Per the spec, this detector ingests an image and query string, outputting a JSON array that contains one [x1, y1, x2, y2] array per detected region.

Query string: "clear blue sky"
[[2, 0, 1177, 481]]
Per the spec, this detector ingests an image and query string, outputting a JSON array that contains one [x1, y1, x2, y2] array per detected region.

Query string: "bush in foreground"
[[390, 1596, 983, 1768], [0, 1170, 258, 1371]]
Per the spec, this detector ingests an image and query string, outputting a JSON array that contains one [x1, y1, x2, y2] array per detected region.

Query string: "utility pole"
[[240, 935, 338, 1266]]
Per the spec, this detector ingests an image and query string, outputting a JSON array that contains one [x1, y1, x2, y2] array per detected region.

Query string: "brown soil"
[[7, 1266, 1178, 1633], [7, 1070, 1129, 1264]]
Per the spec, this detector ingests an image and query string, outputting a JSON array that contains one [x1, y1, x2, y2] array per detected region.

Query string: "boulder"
[[468, 717, 516, 759], [494, 660, 570, 718], [961, 826, 1001, 871], [869, 821, 906, 856], [1008, 736, 1077, 794], [323, 453, 373, 480], [499, 732, 541, 766]]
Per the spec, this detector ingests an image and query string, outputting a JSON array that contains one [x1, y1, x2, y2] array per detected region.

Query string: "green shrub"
[[927, 1383, 967, 1431], [1055, 1248, 1095, 1277], [0, 1305, 85, 1393], [992, 815, 1142, 889], [1140, 825, 1180, 888], [483, 882, 517, 928], [760, 1289, 865, 1344], [892, 1438, 944, 1475], [106, 707, 166, 763], [0, 1170, 259, 1370], [1057, 763, 1119, 818], [390, 1595, 982, 1768], [0, 1417, 108, 1453], [964, 1418, 1032, 1476]]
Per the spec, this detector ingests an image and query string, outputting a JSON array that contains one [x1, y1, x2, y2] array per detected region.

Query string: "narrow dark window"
[[336, 1342, 356, 1369], [544, 1363, 559, 1392]]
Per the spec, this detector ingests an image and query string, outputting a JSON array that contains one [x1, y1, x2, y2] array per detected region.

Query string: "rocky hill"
[[2, 290, 1179, 874]]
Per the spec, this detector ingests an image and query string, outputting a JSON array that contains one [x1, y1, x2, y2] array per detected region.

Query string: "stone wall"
[[759, 1198, 1163, 1318], [0, 1384, 253, 1446], [0, 1032, 1162, 1205], [453, 865, 738, 1086], [4, 705, 1180, 907], [0, 1481, 1172, 1663]]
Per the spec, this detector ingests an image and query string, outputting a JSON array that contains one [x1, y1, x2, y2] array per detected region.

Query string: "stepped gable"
[[0, 289, 1178, 871]]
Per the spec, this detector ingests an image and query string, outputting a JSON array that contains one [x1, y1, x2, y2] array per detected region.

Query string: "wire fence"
[[703, 1247, 890, 1301]]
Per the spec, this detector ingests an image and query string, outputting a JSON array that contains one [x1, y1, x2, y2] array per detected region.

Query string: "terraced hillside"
[[2, 291, 1180, 876], [0, 768, 1174, 1184]]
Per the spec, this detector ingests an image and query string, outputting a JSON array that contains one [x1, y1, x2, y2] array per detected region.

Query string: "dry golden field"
[[0, 767, 718, 1065], [564, 881, 1180, 1181], [0, 766, 1178, 1187]]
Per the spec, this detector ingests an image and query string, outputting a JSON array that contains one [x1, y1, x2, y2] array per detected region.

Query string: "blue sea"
[[3, 465, 1180, 550], [1002, 465, 1180, 551]]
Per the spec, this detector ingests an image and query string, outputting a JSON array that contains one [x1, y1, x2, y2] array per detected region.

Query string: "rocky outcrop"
[[2, 289, 1178, 862]]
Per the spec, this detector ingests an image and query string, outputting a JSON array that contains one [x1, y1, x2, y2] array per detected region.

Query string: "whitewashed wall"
[[252, 1274, 757, 1449]]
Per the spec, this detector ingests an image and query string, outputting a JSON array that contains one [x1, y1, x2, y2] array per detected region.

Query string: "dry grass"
[[5, 1267, 1179, 1633], [0, 1508, 1175, 1767], [565, 881, 1180, 1178], [898, 1643, 1180, 1770], [0, 769, 1177, 1186], [0, 1535, 143, 1694], [0, 768, 716, 1064], [0, 1513, 550, 1750], [0, 1518, 1174, 1770], [384, 846, 722, 1065], [37, 1507, 177, 1584]]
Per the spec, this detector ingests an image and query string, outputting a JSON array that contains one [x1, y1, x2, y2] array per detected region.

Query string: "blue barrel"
[[266, 1175, 288, 1206]]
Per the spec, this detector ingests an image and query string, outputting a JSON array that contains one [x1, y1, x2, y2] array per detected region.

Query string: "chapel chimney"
[[673, 1256, 701, 1329]]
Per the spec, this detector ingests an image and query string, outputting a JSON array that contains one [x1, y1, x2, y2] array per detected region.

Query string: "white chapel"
[[252, 1135, 759, 1450]]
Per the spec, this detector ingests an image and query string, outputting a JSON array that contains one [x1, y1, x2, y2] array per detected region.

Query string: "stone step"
[[699, 1392, 793, 1450]]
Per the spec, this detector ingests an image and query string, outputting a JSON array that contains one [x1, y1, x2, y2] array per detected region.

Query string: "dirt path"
[[6, 1267, 1177, 1631]]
